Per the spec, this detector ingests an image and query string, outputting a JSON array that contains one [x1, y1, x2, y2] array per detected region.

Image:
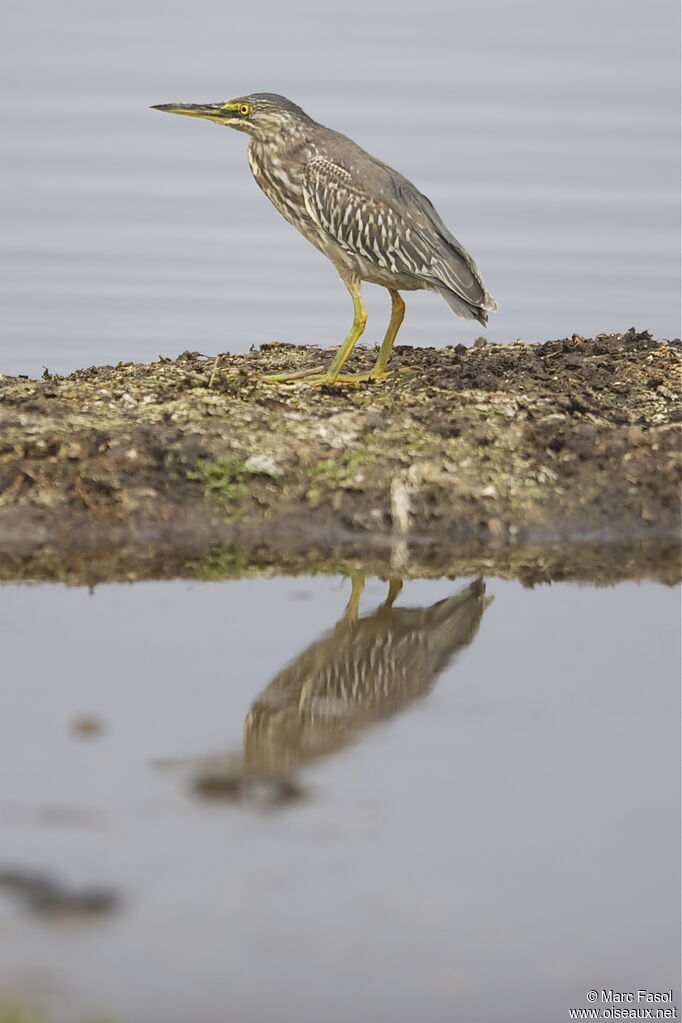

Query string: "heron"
[[152, 94, 497, 386], [191, 577, 492, 806]]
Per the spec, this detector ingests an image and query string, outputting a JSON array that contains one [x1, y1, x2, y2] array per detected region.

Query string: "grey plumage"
[[153, 93, 497, 382]]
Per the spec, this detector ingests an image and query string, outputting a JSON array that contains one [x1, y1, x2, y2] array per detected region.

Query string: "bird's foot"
[[262, 364, 327, 383], [262, 366, 391, 387], [306, 369, 392, 387]]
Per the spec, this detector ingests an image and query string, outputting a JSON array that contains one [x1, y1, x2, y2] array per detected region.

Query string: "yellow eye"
[[239, 104, 251, 116]]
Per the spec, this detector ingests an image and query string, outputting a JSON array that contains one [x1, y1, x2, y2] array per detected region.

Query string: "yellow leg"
[[264, 279, 367, 386], [321, 289, 405, 385], [262, 282, 403, 388], [307, 282, 367, 387], [343, 572, 365, 623], [373, 290, 405, 377], [382, 578, 403, 608]]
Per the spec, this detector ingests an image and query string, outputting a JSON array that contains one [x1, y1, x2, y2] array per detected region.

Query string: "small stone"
[[244, 453, 284, 477], [627, 426, 647, 447]]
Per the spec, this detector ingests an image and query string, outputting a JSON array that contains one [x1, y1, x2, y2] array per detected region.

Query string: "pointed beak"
[[151, 103, 233, 125]]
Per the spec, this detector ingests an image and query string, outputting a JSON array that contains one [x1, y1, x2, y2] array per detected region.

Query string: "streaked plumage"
[[153, 93, 497, 384], [243, 577, 491, 772]]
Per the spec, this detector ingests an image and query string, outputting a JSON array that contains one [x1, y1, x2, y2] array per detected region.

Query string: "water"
[[0, 574, 679, 1022], [1, 0, 679, 379]]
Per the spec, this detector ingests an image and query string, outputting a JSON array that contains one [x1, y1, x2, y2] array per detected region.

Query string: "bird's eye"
[[239, 104, 251, 116]]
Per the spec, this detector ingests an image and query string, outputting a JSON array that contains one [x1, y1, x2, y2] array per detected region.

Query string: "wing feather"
[[303, 155, 495, 314]]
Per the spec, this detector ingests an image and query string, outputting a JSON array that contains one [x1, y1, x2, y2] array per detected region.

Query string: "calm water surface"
[[0, 0, 679, 378], [0, 575, 679, 1022]]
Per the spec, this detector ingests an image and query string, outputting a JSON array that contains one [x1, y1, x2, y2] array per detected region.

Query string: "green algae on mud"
[[0, 1001, 118, 1023], [0, 328, 679, 583]]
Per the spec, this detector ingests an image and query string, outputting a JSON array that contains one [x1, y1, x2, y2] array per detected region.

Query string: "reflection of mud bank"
[[0, 537, 678, 588], [0, 330, 679, 569]]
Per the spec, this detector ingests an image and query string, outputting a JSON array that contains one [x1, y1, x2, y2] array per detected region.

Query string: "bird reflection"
[[192, 577, 492, 804]]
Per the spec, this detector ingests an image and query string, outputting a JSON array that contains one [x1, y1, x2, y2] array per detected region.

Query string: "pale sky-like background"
[[0, 0, 679, 377]]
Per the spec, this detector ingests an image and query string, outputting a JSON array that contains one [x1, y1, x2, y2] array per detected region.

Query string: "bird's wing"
[[398, 181, 498, 312], [303, 155, 432, 275], [303, 155, 492, 311]]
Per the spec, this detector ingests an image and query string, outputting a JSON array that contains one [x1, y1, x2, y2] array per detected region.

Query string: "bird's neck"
[[249, 122, 311, 162]]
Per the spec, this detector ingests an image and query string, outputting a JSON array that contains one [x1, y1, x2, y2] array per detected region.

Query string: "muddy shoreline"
[[1, 328, 679, 584]]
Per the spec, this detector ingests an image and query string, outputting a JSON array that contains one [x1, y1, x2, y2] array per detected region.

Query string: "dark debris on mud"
[[0, 328, 679, 584], [0, 867, 119, 919]]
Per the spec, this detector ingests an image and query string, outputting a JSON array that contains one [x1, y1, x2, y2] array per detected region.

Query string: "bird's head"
[[151, 93, 312, 143]]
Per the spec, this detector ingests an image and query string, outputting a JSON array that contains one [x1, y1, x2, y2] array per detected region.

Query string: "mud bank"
[[0, 328, 679, 583]]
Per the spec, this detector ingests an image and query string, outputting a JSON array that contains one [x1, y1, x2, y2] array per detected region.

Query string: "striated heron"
[[191, 577, 491, 805], [241, 576, 491, 773], [152, 94, 497, 385]]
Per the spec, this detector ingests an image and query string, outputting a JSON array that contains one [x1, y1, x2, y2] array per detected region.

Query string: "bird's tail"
[[435, 284, 498, 326], [427, 578, 493, 674]]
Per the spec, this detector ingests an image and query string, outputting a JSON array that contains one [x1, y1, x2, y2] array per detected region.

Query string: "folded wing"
[[303, 154, 496, 321]]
